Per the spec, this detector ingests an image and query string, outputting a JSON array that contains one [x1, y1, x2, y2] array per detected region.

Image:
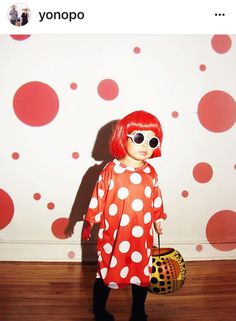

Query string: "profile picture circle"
[[8, 3, 31, 27]]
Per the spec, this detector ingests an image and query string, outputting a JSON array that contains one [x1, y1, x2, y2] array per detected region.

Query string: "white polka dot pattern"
[[118, 187, 129, 200], [132, 226, 144, 238], [131, 251, 142, 263], [144, 265, 149, 276], [120, 213, 130, 226], [109, 179, 114, 190], [132, 199, 143, 211], [98, 188, 104, 198], [143, 167, 151, 173], [110, 256, 117, 268], [89, 197, 98, 209], [98, 228, 104, 239], [100, 268, 108, 278], [114, 164, 125, 174], [109, 203, 118, 216], [119, 241, 131, 253], [144, 186, 152, 198], [120, 266, 129, 278], [85, 160, 165, 289], [95, 212, 102, 222], [105, 219, 109, 230], [108, 282, 119, 289], [130, 276, 141, 285], [154, 196, 162, 208], [130, 173, 142, 184], [144, 212, 151, 224], [103, 243, 112, 254]]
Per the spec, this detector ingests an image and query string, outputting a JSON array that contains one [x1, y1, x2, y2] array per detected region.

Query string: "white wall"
[[0, 34, 235, 262]]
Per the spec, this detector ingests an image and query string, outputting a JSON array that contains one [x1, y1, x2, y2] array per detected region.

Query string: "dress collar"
[[113, 159, 149, 172]]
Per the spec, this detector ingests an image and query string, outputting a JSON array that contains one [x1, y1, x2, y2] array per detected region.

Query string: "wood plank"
[[0, 261, 236, 321]]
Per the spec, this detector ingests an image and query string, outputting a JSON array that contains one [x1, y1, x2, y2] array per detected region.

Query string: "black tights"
[[93, 279, 148, 320], [93, 278, 111, 316], [131, 284, 148, 317]]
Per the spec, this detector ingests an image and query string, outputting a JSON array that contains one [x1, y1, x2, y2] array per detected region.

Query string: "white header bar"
[[1, 0, 235, 34]]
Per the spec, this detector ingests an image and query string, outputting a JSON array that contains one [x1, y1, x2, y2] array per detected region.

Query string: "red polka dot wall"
[[0, 35, 235, 261]]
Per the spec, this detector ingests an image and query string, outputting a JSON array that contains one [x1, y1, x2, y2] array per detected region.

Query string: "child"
[[82, 110, 166, 321]]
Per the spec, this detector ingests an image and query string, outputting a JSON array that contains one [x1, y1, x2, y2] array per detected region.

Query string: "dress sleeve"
[[152, 172, 166, 222], [84, 166, 109, 224]]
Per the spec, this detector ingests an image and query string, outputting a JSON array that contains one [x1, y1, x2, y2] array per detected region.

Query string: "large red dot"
[[211, 35, 232, 54], [193, 162, 213, 183], [51, 218, 69, 239], [97, 79, 119, 101], [206, 210, 236, 251], [13, 81, 59, 126], [0, 189, 14, 230], [198, 90, 236, 132]]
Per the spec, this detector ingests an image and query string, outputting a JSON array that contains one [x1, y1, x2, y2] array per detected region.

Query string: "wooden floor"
[[0, 260, 236, 321]]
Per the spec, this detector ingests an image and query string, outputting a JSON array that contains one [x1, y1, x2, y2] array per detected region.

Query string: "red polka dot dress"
[[85, 159, 165, 289]]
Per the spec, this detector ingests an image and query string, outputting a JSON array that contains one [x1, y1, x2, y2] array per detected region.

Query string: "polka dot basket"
[[149, 246, 186, 295]]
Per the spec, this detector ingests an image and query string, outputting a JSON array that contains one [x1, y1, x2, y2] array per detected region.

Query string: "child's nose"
[[142, 139, 148, 147]]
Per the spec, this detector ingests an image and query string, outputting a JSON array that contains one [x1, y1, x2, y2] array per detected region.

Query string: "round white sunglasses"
[[127, 131, 160, 149]]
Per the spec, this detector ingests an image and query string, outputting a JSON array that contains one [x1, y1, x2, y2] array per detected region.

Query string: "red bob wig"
[[110, 110, 163, 159]]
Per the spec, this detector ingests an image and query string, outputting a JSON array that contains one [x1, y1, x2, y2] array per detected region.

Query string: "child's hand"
[[154, 220, 163, 235], [81, 221, 94, 241]]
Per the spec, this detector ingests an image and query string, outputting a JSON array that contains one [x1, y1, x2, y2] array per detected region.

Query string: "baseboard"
[[0, 239, 235, 261]]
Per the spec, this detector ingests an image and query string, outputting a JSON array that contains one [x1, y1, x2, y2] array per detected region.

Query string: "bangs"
[[126, 120, 160, 136], [124, 111, 162, 138]]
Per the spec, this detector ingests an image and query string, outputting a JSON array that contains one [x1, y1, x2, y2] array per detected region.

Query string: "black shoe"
[[129, 313, 148, 321], [94, 311, 115, 321]]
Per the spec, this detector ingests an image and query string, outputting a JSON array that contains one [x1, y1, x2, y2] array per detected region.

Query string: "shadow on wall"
[[65, 119, 118, 262]]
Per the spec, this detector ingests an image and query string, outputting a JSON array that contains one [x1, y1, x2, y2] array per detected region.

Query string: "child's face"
[[126, 130, 156, 161]]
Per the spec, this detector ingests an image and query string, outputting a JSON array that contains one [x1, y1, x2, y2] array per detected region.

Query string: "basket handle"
[[157, 233, 161, 257], [153, 226, 161, 257]]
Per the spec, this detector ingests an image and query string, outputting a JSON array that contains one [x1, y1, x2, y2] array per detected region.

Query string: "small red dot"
[[171, 111, 179, 118], [133, 46, 141, 54], [72, 152, 79, 159], [70, 83, 77, 90], [181, 190, 189, 198], [196, 244, 203, 252], [234, 164, 236, 170], [12, 152, 19, 160], [33, 193, 41, 201], [199, 64, 206, 71], [47, 202, 55, 210], [68, 251, 76, 259]]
